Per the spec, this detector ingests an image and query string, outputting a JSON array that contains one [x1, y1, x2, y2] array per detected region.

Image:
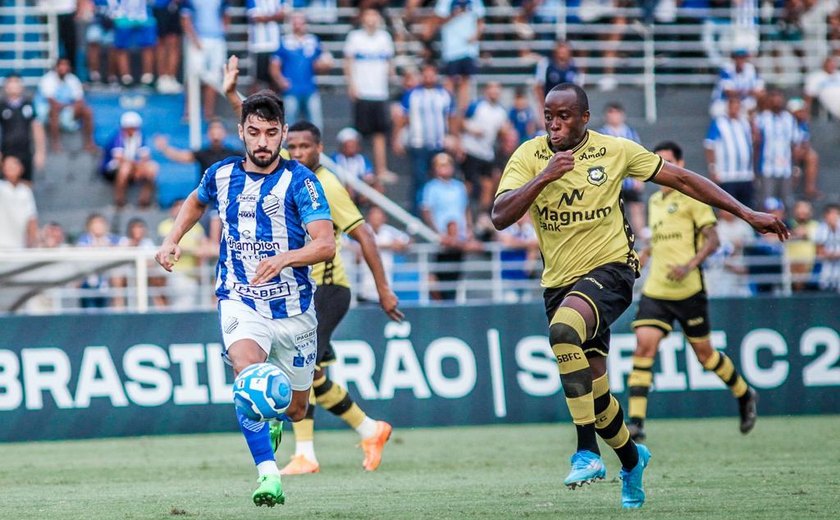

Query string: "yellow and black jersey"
[[496, 131, 664, 288], [642, 190, 717, 300], [310, 165, 365, 288]]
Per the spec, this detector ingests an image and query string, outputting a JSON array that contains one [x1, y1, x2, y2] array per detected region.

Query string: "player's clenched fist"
[[155, 242, 181, 272], [542, 151, 575, 182]]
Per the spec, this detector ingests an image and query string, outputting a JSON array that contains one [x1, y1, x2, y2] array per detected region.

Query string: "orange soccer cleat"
[[279, 454, 320, 475], [360, 421, 393, 471]]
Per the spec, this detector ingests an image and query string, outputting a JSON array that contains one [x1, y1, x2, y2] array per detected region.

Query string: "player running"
[[222, 56, 402, 474], [491, 84, 787, 509], [626, 141, 757, 442], [155, 90, 334, 507]]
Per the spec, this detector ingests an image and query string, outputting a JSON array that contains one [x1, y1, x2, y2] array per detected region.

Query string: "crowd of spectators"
[[5, 1, 840, 309]]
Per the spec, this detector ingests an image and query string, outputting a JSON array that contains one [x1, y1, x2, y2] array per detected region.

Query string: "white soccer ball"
[[233, 363, 293, 422]]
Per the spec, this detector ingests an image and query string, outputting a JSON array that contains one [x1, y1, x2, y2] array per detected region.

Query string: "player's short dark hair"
[[126, 218, 147, 232], [825, 203, 840, 214], [241, 90, 285, 127], [4, 72, 21, 81], [287, 120, 321, 144], [604, 102, 625, 112], [547, 83, 589, 114], [653, 141, 683, 162]]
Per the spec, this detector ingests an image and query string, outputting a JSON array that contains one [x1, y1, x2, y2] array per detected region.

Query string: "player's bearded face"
[[242, 117, 285, 169]]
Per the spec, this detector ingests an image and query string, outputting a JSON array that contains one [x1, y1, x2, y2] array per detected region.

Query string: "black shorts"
[[252, 52, 273, 85], [632, 291, 711, 341], [313, 284, 351, 368], [444, 56, 478, 77], [461, 154, 494, 184], [543, 262, 636, 358], [153, 6, 182, 37], [353, 99, 390, 136]]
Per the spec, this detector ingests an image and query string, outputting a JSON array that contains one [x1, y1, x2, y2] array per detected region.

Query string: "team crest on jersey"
[[587, 166, 607, 186], [262, 194, 281, 216], [668, 203, 678, 213]]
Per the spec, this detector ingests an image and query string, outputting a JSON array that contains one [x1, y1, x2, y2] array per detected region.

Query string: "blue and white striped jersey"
[[197, 156, 332, 319], [711, 61, 764, 102], [401, 85, 453, 150], [755, 110, 800, 179], [704, 115, 754, 183]]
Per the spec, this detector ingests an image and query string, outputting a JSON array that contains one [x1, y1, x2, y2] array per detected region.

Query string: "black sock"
[[576, 423, 600, 454], [616, 440, 640, 471]]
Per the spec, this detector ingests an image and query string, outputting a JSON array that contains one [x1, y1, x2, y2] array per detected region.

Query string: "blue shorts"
[[114, 23, 158, 50], [443, 57, 478, 78]]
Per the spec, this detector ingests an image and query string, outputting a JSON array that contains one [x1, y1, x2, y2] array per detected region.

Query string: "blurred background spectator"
[[709, 49, 765, 118], [754, 88, 801, 209], [154, 118, 241, 186], [392, 61, 455, 212], [1, 74, 46, 183], [355, 205, 411, 303], [75, 213, 120, 309], [272, 12, 332, 128], [153, 0, 185, 94], [100, 111, 158, 208], [815, 204, 840, 292], [788, 97, 820, 201], [804, 55, 840, 118], [598, 102, 645, 236], [432, 0, 485, 113], [37, 58, 95, 153], [786, 199, 819, 292], [704, 95, 755, 208], [84, 0, 118, 85], [246, 0, 288, 93], [0, 156, 38, 249], [38, 0, 79, 70], [181, 0, 231, 119], [508, 86, 537, 144], [112, 0, 158, 87], [343, 8, 395, 184], [534, 40, 582, 118], [331, 127, 379, 200]]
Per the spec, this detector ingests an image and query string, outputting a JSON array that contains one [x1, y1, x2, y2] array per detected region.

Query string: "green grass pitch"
[[2, 416, 837, 519]]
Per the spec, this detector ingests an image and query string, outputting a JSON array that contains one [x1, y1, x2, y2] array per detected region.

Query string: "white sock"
[[355, 417, 378, 439], [256, 460, 280, 477], [295, 440, 317, 462]]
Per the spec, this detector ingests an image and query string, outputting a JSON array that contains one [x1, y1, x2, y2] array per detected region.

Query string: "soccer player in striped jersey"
[[155, 90, 335, 508], [222, 56, 403, 474], [492, 83, 786, 508], [627, 141, 757, 443]]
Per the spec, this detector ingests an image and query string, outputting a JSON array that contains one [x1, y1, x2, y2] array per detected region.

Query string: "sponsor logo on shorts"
[[233, 281, 291, 301], [294, 329, 316, 345], [584, 277, 604, 290], [687, 317, 705, 326], [224, 316, 239, 334]]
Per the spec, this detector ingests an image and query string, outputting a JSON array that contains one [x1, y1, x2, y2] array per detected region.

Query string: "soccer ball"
[[233, 363, 293, 422]]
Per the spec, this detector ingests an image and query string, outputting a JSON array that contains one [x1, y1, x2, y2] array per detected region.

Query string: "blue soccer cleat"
[[619, 443, 652, 509], [564, 450, 606, 489]]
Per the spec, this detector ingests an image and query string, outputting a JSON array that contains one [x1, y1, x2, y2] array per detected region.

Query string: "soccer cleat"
[[563, 450, 606, 489], [627, 422, 647, 442], [739, 388, 759, 434], [270, 421, 282, 453], [280, 454, 320, 475], [252, 474, 285, 507], [361, 421, 393, 471], [619, 443, 651, 509]]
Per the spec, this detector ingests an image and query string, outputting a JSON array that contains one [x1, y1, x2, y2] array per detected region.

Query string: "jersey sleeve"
[[196, 166, 217, 206], [294, 171, 332, 225], [319, 169, 365, 233], [690, 198, 717, 230], [621, 138, 664, 182], [496, 141, 536, 197]]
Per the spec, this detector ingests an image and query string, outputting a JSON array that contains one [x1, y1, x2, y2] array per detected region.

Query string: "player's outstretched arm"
[[491, 151, 574, 230], [155, 190, 208, 272], [251, 220, 336, 285], [654, 162, 789, 241], [349, 224, 404, 322]]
